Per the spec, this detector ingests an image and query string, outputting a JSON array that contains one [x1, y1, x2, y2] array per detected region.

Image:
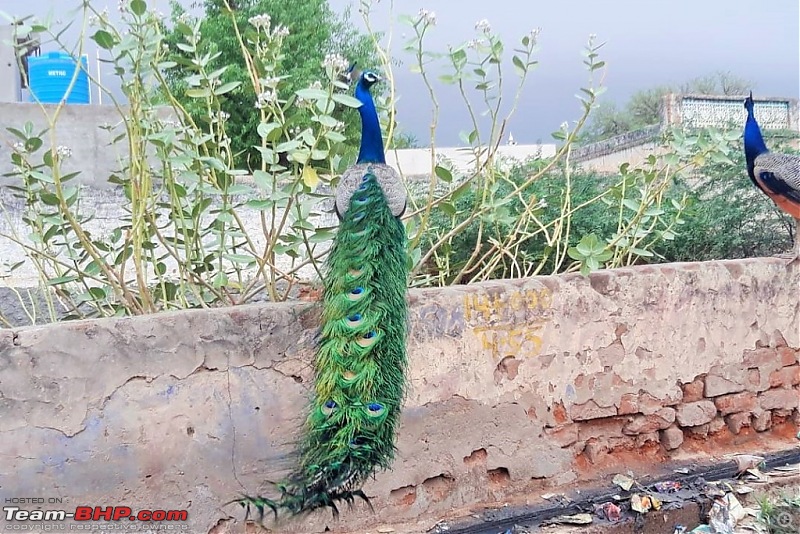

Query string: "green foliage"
[[657, 130, 797, 261], [162, 0, 378, 168], [415, 123, 791, 283], [1, 0, 366, 321], [2, 0, 784, 328], [581, 71, 753, 143]]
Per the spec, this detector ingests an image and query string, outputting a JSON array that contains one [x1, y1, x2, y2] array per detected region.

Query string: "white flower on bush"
[[56, 145, 73, 159], [418, 9, 436, 26], [475, 19, 491, 33], [248, 14, 271, 31], [211, 111, 230, 123], [273, 25, 289, 38], [261, 76, 281, 88], [322, 53, 349, 72], [255, 90, 277, 109]]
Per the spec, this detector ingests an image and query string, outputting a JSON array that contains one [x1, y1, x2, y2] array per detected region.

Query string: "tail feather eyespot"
[[322, 399, 338, 416], [366, 402, 385, 418], [356, 330, 378, 348], [347, 287, 365, 301], [342, 370, 358, 382]]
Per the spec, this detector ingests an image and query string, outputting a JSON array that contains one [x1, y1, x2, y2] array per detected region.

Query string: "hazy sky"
[[3, 0, 799, 145]]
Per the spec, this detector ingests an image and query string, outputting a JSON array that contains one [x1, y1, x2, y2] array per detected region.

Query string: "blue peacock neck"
[[744, 108, 768, 175], [355, 80, 386, 165]]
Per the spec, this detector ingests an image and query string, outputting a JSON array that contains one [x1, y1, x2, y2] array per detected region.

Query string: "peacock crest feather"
[[235, 66, 409, 521]]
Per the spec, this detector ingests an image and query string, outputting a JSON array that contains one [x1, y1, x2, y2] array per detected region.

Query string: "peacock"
[[743, 92, 800, 262], [235, 66, 409, 520]]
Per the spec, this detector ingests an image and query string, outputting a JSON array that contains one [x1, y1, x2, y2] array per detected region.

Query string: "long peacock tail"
[[236, 67, 409, 520]]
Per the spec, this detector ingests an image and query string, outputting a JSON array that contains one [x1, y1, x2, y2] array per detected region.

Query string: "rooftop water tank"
[[28, 51, 90, 104]]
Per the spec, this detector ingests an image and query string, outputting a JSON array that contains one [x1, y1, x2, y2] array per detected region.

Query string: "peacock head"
[[343, 63, 382, 90], [744, 91, 755, 113], [359, 70, 381, 89]]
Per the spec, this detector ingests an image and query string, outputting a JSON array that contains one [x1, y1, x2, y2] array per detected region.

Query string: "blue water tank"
[[28, 52, 90, 104]]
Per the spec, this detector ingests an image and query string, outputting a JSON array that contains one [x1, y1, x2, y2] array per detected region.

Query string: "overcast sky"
[[3, 0, 799, 146]]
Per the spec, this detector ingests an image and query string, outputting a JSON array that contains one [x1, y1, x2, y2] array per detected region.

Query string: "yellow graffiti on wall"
[[463, 288, 552, 360]]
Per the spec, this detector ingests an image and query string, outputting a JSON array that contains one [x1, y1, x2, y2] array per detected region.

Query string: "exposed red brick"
[[463, 448, 487, 467], [682, 379, 705, 403], [552, 402, 569, 425], [421, 474, 455, 503], [570, 400, 617, 421], [726, 412, 751, 435], [578, 417, 627, 442], [487, 467, 511, 489], [778, 347, 799, 367], [752, 410, 772, 432], [545, 424, 579, 448], [747, 369, 768, 392], [660, 426, 684, 450], [769, 365, 800, 388], [714, 392, 757, 415], [743, 347, 778, 367], [622, 408, 676, 436], [637, 393, 664, 415], [708, 417, 726, 434], [635, 432, 660, 447], [687, 423, 710, 437], [676, 401, 717, 427], [389, 485, 417, 506], [759, 388, 800, 411], [617, 394, 639, 415], [705, 374, 745, 397], [583, 440, 606, 464], [662, 387, 684, 406]]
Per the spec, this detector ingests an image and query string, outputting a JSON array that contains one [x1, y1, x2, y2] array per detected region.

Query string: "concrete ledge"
[[0, 257, 798, 533]]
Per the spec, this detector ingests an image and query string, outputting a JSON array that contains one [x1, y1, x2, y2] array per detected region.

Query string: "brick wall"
[[0, 258, 798, 533]]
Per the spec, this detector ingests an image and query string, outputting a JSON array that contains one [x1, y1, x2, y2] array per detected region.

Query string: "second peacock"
[[237, 67, 409, 519], [743, 92, 800, 262]]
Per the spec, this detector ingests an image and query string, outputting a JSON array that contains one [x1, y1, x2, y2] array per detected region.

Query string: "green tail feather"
[[237, 169, 408, 520]]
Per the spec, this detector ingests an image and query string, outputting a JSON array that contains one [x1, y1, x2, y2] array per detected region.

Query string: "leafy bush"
[[1, 0, 787, 328]]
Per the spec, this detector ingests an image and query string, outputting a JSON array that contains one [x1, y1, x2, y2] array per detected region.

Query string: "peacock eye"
[[353, 212, 365, 222], [351, 287, 363, 295], [347, 313, 362, 322], [321, 399, 338, 416], [363, 331, 376, 339], [366, 402, 385, 418]]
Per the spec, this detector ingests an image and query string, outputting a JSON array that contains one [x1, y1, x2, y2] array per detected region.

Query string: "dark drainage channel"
[[436, 448, 800, 534]]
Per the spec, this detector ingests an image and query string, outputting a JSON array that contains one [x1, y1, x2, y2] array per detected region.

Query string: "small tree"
[[163, 0, 378, 168]]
